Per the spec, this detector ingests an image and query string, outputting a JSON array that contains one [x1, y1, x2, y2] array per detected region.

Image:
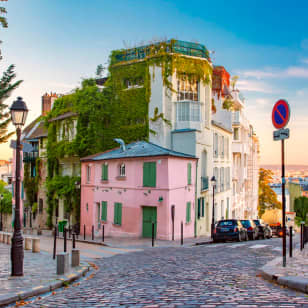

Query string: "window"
[[233, 128, 239, 141], [187, 163, 192, 185], [186, 202, 191, 223], [225, 167, 230, 190], [213, 133, 218, 158], [101, 201, 107, 221], [221, 200, 224, 220], [201, 198, 205, 217], [225, 137, 229, 159], [86, 165, 91, 183], [197, 198, 201, 219], [220, 168, 224, 191], [143, 162, 156, 187], [114, 202, 122, 225], [176, 101, 201, 122], [101, 163, 108, 181], [214, 167, 219, 192], [177, 77, 199, 101], [119, 163, 125, 177], [72, 163, 80, 177], [221, 136, 224, 157], [59, 164, 64, 176], [39, 199, 43, 214]]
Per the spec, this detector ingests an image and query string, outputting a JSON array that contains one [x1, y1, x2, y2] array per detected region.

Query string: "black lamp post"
[[211, 176, 216, 239], [0, 194, 3, 231], [10, 97, 28, 276]]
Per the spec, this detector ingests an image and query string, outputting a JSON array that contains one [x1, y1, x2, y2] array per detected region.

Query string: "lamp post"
[[0, 194, 3, 231], [10, 97, 28, 276], [211, 176, 216, 239]]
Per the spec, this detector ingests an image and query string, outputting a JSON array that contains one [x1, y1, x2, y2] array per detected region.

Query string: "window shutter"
[[21, 182, 24, 200], [187, 163, 192, 185], [197, 198, 201, 219], [143, 162, 156, 187], [101, 201, 107, 221], [186, 202, 191, 223], [114, 203, 122, 225], [118, 203, 122, 225], [201, 198, 205, 217], [114, 203, 118, 224], [151, 162, 156, 187]]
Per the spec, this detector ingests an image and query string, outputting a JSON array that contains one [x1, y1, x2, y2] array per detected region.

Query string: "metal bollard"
[[84, 224, 86, 240], [53, 225, 57, 260], [289, 226, 293, 258], [102, 225, 105, 242], [152, 222, 155, 247], [301, 222, 304, 251], [64, 228, 67, 253], [73, 233, 76, 249], [92, 225, 94, 241], [69, 227, 72, 239], [181, 221, 183, 246]]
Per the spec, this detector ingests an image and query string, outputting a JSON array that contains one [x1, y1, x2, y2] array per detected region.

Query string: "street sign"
[[272, 99, 290, 129], [273, 128, 290, 141]]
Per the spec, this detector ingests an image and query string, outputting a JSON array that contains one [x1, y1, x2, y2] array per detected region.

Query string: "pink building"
[[80, 141, 197, 240]]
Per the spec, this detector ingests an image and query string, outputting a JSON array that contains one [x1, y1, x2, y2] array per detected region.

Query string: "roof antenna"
[[114, 138, 126, 152]]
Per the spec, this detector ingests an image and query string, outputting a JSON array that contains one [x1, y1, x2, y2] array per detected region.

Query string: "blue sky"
[[1, 0, 308, 164]]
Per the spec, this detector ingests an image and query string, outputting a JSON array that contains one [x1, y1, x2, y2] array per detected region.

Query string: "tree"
[[230, 75, 239, 90], [0, 1, 23, 143], [0, 179, 12, 214], [258, 168, 281, 217], [294, 196, 308, 225], [95, 64, 105, 78]]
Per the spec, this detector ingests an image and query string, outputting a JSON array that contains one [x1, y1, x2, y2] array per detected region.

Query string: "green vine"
[[222, 98, 234, 110]]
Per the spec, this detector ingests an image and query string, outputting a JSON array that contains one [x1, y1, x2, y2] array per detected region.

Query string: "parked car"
[[240, 220, 258, 240], [253, 219, 272, 239], [213, 219, 248, 243]]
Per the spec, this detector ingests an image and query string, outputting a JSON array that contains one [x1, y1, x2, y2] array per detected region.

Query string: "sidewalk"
[[258, 244, 308, 293], [0, 243, 90, 307], [55, 233, 212, 249]]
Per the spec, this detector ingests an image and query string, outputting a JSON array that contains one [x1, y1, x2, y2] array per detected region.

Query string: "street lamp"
[[0, 194, 3, 231], [10, 97, 28, 276], [211, 176, 216, 239]]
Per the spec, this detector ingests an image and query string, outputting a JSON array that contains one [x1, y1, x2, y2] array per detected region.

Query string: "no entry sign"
[[272, 99, 290, 129]]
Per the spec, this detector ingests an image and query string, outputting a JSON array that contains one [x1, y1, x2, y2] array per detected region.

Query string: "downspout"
[[194, 158, 198, 238]]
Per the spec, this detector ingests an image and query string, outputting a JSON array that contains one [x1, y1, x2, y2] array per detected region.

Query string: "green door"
[[142, 207, 157, 238]]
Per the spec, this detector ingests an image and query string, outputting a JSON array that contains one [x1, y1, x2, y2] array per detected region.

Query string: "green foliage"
[[294, 196, 308, 225], [0, 179, 12, 214], [258, 168, 282, 217], [23, 158, 40, 209], [230, 75, 239, 90], [211, 98, 216, 114], [222, 98, 234, 110], [32, 202, 38, 214], [96, 64, 105, 77]]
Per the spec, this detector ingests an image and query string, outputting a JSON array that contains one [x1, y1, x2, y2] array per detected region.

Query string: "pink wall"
[[80, 156, 197, 240]]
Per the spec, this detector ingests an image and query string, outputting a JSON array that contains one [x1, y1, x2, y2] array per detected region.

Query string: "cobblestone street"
[[24, 238, 308, 307]]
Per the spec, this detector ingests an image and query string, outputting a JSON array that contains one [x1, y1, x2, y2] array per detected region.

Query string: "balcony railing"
[[23, 151, 38, 163], [201, 176, 209, 191]]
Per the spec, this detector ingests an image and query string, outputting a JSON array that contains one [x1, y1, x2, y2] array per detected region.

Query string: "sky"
[[1, 0, 308, 165]]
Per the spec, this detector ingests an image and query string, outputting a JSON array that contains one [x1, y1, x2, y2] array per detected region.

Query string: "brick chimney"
[[42, 92, 58, 116]]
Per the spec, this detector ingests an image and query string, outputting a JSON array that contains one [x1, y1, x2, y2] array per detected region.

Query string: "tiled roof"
[[26, 121, 47, 139], [81, 141, 196, 162], [48, 112, 78, 122], [10, 140, 33, 153]]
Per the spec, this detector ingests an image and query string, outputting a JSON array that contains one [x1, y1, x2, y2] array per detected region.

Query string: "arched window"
[[119, 163, 125, 177]]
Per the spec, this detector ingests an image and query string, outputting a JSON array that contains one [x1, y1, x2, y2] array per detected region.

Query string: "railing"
[[23, 151, 38, 163], [201, 176, 209, 191]]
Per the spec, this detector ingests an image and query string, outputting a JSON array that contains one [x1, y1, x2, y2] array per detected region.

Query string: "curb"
[[56, 236, 109, 247], [258, 258, 308, 294], [194, 240, 213, 246], [0, 263, 91, 307]]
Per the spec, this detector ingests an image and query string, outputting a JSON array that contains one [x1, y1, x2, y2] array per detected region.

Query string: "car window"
[[217, 221, 235, 227], [241, 220, 250, 228], [254, 220, 260, 226]]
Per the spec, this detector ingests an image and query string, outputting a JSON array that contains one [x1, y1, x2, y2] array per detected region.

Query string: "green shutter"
[[114, 202, 122, 225], [187, 163, 192, 185], [102, 164, 108, 180], [186, 202, 191, 223], [101, 201, 107, 221], [143, 162, 156, 187], [201, 198, 205, 217], [21, 182, 24, 200]]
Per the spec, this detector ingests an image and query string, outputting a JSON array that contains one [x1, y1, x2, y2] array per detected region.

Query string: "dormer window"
[[119, 163, 125, 177]]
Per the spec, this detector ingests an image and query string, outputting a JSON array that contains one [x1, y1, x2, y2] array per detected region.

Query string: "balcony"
[[201, 176, 209, 191], [23, 151, 38, 163]]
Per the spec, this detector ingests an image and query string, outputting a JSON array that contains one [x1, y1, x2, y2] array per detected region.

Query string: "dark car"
[[240, 220, 258, 240], [213, 219, 248, 242], [253, 219, 272, 239]]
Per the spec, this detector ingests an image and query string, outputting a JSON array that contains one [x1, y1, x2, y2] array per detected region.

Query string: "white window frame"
[[86, 165, 91, 183], [119, 163, 126, 177]]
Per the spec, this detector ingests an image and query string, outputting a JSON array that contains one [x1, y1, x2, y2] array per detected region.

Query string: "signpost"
[[272, 99, 290, 268]]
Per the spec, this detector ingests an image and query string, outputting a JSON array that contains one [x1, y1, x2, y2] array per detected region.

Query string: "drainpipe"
[[194, 159, 198, 238]]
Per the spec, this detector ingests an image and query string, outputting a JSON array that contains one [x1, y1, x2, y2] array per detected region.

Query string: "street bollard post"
[[152, 222, 155, 247], [69, 227, 71, 239], [64, 228, 67, 253], [289, 226, 293, 258], [102, 225, 104, 242], [84, 224, 86, 240], [301, 222, 304, 250], [92, 225, 94, 241], [181, 221, 183, 246], [73, 233, 76, 249], [53, 225, 57, 260]]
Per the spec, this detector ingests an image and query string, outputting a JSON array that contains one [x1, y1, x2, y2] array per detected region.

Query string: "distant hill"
[[260, 165, 308, 172]]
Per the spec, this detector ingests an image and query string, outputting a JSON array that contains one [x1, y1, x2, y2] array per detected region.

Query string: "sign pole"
[[281, 138, 286, 267]]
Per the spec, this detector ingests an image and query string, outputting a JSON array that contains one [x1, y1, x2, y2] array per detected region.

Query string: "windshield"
[[241, 220, 251, 228], [253, 220, 260, 226], [218, 220, 235, 227]]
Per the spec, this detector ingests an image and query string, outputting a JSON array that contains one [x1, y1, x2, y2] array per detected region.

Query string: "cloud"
[[48, 82, 78, 90], [239, 69, 277, 79], [285, 67, 308, 78], [255, 98, 270, 106], [237, 80, 273, 93]]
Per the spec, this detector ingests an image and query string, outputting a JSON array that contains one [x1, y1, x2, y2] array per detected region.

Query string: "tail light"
[[234, 227, 238, 232], [248, 227, 253, 231], [214, 228, 216, 234]]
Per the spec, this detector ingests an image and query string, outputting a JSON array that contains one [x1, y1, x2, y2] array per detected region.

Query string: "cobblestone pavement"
[[25, 238, 308, 307], [0, 243, 56, 297]]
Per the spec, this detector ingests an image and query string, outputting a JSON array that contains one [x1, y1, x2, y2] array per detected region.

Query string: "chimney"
[[42, 92, 58, 116]]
